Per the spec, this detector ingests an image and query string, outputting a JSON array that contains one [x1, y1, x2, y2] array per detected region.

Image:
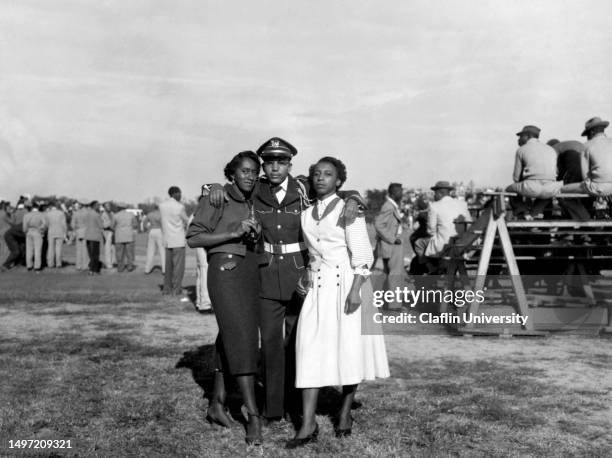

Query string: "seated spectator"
[[413, 181, 471, 272], [561, 117, 612, 220], [505, 125, 562, 219]]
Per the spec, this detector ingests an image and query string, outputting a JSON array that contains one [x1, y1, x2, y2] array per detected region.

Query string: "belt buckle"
[[272, 244, 283, 255]]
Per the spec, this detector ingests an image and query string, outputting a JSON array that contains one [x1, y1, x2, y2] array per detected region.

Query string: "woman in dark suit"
[[186, 151, 263, 445]]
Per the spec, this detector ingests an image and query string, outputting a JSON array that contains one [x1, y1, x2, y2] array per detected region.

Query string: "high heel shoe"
[[245, 415, 263, 446], [334, 415, 353, 438], [242, 407, 263, 446], [205, 402, 232, 428], [285, 423, 319, 449]]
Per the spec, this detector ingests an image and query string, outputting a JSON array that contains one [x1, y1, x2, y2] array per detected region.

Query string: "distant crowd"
[[0, 188, 211, 309]]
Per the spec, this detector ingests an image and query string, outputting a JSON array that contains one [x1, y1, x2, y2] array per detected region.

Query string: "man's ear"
[[288, 163, 293, 173]]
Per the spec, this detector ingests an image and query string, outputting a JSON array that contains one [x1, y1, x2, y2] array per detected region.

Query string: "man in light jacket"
[[113, 203, 138, 272], [45, 201, 67, 268], [374, 183, 405, 310]]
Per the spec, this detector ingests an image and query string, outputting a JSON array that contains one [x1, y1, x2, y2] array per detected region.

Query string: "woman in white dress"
[[286, 157, 390, 449]]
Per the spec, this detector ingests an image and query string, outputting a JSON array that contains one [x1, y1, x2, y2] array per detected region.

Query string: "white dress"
[[295, 194, 390, 388]]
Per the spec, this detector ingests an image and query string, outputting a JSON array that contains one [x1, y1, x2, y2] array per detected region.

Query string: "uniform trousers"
[[145, 228, 165, 273], [25, 229, 43, 269], [46, 236, 64, 267], [259, 293, 303, 418], [163, 247, 185, 295], [116, 242, 135, 271], [208, 251, 259, 375]]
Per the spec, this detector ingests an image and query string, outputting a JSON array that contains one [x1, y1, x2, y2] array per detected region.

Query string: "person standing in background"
[[113, 203, 138, 272], [45, 201, 67, 268], [72, 202, 90, 270], [143, 204, 165, 275], [374, 182, 405, 310], [0, 201, 11, 267], [159, 186, 189, 301], [2, 198, 28, 270], [23, 202, 46, 272], [100, 202, 116, 269], [83, 201, 103, 275]]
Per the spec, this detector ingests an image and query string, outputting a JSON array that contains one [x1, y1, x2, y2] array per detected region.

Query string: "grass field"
[[0, 239, 611, 457]]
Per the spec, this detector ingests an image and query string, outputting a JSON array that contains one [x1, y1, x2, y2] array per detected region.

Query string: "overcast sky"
[[1, 0, 612, 203]]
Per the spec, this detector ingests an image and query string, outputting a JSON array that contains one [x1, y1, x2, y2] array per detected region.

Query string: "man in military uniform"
[[209, 137, 364, 422]]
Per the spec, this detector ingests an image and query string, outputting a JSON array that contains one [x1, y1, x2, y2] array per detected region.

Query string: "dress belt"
[[263, 241, 306, 255]]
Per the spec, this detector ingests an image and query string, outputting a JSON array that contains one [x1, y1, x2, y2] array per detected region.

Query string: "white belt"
[[263, 241, 307, 255]]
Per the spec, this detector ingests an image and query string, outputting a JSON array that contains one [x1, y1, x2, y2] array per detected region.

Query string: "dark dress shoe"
[[285, 423, 319, 449]]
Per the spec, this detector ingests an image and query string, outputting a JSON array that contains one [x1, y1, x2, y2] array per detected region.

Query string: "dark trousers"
[[116, 242, 135, 271], [259, 294, 303, 419], [86, 240, 101, 273], [3, 226, 25, 268], [559, 198, 592, 220], [163, 247, 185, 295], [509, 196, 551, 218]]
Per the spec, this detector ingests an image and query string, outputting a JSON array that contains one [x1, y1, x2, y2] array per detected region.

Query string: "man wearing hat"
[[505, 125, 562, 219], [208, 137, 364, 422], [413, 181, 471, 265], [560, 117, 612, 219]]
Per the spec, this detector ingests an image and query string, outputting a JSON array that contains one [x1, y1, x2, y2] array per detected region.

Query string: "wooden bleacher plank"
[[507, 220, 612, 228]]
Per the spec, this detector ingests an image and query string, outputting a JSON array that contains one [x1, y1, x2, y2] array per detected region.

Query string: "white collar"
[[276, 176, 289, 192], [318, 193, 338, 205]]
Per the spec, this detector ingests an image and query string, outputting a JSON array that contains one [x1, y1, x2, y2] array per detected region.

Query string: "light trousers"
[[102, 230, 116, 269], [381, 244, 405, 310], [145, 228, 165, 273], [46, 236, 64, 267], [75, 237, 89, 270], [26, 229, 43, 269]]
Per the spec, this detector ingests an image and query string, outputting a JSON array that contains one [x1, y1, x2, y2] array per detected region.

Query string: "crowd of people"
[[0, 192, 211, 309], [506, 116, 612, 220], [2, 116, 610, 448]]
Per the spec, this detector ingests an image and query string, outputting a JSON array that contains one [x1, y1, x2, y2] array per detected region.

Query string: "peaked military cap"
[[516, 125, 541, 137], [256, 137, 297, 158]]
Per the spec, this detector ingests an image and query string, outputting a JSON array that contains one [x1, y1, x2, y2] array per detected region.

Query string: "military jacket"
[[253, 175, 311, 300]]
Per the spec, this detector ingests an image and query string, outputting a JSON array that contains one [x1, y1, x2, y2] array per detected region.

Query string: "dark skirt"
[[208, 250, 259, 375]]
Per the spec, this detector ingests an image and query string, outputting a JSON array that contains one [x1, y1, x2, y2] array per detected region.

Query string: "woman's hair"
[[308, 156, 347, 189], [224, 151, 261, 181]]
